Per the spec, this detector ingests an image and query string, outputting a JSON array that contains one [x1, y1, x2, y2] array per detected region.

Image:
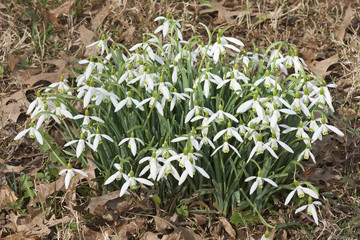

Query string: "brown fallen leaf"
[[116, 218, 145, 239], [154, 216, 174, 232], [0, 90, 28, 127], [83, 225, 105, 240], [173, 226, 203, 240], [334, 6, 355, 40], [142, 232, 161, 240], [161, 233, 181, 240], [0, 185, 18, 211], [116, 26, 135, 44], [49, 0, 75, 28], [78, 25, 99, 57], [22, 59, 71, 86], [200, 0, 250, 25], [306, 54, 339, 78], [219, 217, 236, 239], [3, 234, 37, 240], [92, 0, 111, 29]]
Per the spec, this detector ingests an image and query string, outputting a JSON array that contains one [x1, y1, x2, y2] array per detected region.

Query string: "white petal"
[[224, 37, 244, 46], [120, 180, 130, 197], [73, 169, 88, 177], [295, 204, 308, 214], [104, 172, 119, 185], [249, 181, 258, 195], [14, 129, 30, 141], [263, 178, 278, 187], [327, 125, 344, 137], [302, 187, 319, 199], [236, 100, 253, 113], [135, 177, 154, 186], [245, 176, 256, 182], [284, 189, 296, 205]]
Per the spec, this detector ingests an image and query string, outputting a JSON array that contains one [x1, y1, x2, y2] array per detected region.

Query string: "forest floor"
[[0, 0, 360, 239]]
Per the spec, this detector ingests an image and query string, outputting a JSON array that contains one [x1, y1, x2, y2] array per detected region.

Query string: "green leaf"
[[19, 173, 35, 199]]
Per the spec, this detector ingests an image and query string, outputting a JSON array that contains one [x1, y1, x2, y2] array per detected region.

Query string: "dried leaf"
[[82, 226, 105, 240], [306, 54, 339, 78], [173, 226, 203, 240], [154, 216, 174, 232], [0, 185, 18, 211], [92, 0, 111, 29], [219, 217, 236, 239], [334, 6, 355, 40], [142, 232, 161, 240], [8, 54, 16, 72], [116, 26, 135, 43], [87, 190, 121, 214], [0, 90, 28, 127], [48, 0, 76, 29], [200, 0, 249, 25], [161, 233, 181, 240], [22, 59, 71, 86], [78, 25, 98, 57], [116, 218, 145, 239]]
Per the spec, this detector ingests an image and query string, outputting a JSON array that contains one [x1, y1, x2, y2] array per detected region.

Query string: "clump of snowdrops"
[[15, 16, 344, 228]]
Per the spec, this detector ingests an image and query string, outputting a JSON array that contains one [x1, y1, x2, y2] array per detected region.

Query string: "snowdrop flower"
[[291, 92, 311, 117], [35, 103, 61, 129], [129, 68, 159, 93], [226, 64, 249, 84], [297, 144, 315, 163], [213, 121, 243, 142], [207, 104, 238, 124], [157, 157, 180, 181], [154, 15, 182, 40], [87, 35, 107, 55], [171, 130, 200, 151], [268, 48, 287, 74], [236, 92, 267, 119], [104, 163, 125, 185], [284, 49, 306, 73], [93, 87, 119, 106], [52, 102, 73, 119], [14, 122, 43, 145], [120, 170, 154, 197], [195, 70, 222, 98], [118, 132, 144, 156], [269, 103, 296, 128], [156, 141, 177, 158], [129, 37, 164, 65], [158, 77, 172, 100], [217, 72, 243, 96], [73, 110, 105, 128], [247, 134, 278, 163], [261, 231, 270, 240], [185, 100, 213, 123], [281, 121, 309, 139], [308, 87, 335, 112], [266, 131, 294, 153], [198, 135, 216, 149], [178, 157, 210, 185], [254, 71, 281, 90], [308, 113, 320, 133], [284, 180, 319, 205], [139, 151, 164, 180], [64, 133, 95, 158], [312, 117, 344, 141], [170, 61, 180, 83], [45, 76, 70, 94], [89, 128, 114, 151], [115, 91, 144, 112], [118, 64, 136, 84], [168, 89, 190, 111], [59, 163, 88, 189], [245, 173, 278, 195], [167, 148, 195, 178], [136, 91, 164, 116], [210, 35, 244, 64], [211, 137, 241, 157], [27, 91, 43, 115], [295, 197, 322, 225], [78, 56, 95, 84]]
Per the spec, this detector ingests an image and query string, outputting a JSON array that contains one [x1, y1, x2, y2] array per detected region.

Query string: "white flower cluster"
[[15, 16, 344, 226]]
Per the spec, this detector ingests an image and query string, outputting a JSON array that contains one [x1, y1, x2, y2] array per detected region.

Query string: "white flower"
[[59, 163, 88, 189], [195, 70, 223, 98], [118, 132, 144, 156], [213, 122, 243, 143], [157, 158, 180, 181], [291, 92, 311, 117], [14, 122, 43, 145], [120, 170, 154, 197], [158, 80, 172, 100], [172, 132, 200, 151], [312, 118, 344, 142], [297, 145, 315, 163], [266, 134, 294, 153], [236, 93, 267, 119], [136, 93, 164, 116], [295, 197, 322, 225], [207, 105, 238, 124], [254, 71, 281, 90], [89, 129, 114, 151], [247, 134, 278, 163], [78, 57, 95, 83], [245, 175, 278, 195], [73, 110, 105, 128], [139, 151, 164, 180], [281, 121, 309, 139], [45, 76, 70, 94], [154, 16, 182, 39], [185, 101, 213, 124], [35, 108, 61, 129], [178, 159, 210, 185], [64, 133, 95, 158], [261, 231, 270, 240], [52, 102, 73, 119], [210, 35, 244, 64], [87, 38, 107, 55], [211, 138, 241, 157], [168, 89, 190, 111], [104, 163, 125, 185], [217, 72, 244, 96], [284, 181, 319, 205], [115, 91, 144, 112], [27, 91, 43, 115]]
